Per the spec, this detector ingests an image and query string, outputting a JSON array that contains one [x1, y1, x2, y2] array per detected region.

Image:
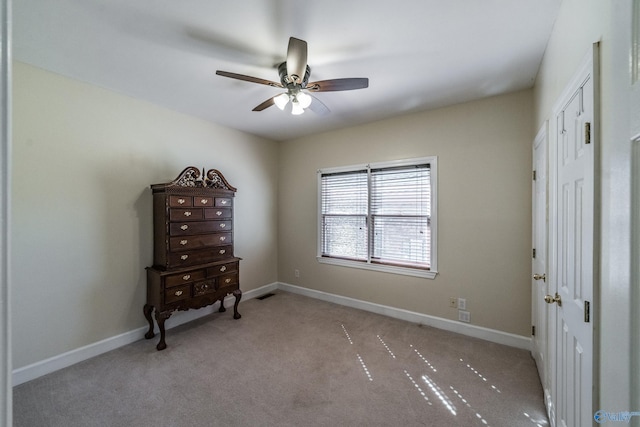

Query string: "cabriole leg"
[[155, 311, 171, 351], [143, 304, 155, 339], [233, 289, 242, 319]]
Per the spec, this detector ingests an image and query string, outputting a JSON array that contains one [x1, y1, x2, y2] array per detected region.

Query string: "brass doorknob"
[[544, 293, 562, 306], [533, 273, 546, 282]]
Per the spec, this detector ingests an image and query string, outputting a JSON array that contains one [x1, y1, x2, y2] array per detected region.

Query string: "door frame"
[[0, 0, 12, 425], [630, 0, 640, 416]]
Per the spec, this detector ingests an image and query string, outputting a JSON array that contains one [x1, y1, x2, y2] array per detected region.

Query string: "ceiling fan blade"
[[306, 78, 369, 92], [216, 70, 283, 88], [252, 97, 276, 111], [308, 95, 330, 115], [286, 37, 308, 84]]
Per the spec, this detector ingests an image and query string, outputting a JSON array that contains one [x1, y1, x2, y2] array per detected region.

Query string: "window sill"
[[317, 256, 437, 279]]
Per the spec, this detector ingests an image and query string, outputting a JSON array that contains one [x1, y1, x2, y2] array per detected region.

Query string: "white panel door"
[[532, 123, 550, 410], [552, 51, 595, 427]]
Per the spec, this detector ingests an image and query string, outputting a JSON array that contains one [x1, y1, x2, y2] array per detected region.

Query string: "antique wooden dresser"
[[144, 166, 241, 350]]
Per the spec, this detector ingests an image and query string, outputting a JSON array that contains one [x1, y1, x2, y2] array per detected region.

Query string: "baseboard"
[[12, 282, 279, 386], [277, 282, 531, 351], [13, 281, 528, 386]]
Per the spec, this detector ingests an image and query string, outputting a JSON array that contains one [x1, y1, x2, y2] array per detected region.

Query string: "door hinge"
[[584, 301, 590, 322], [585, 122, 591, 144], [533, 170, 537, 181], [532, 248, 536, 259], [532, 325, 536, 336]]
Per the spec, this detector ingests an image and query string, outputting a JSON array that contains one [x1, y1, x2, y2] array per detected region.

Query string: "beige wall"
[[278, 90, 533, 336], [11, 62, 279, 368]]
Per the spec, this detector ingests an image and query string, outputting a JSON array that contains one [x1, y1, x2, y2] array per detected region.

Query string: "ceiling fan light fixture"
[[274, 93, 290, 110], [297, 91, 312, 109], [291, 101, 305, 115]]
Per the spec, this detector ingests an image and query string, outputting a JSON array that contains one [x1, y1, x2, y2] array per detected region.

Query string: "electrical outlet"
[[449, 297, 457, 308], [458, 298, 466, 310], [294, 269, 300, 278], [458, 310, 470, 323]]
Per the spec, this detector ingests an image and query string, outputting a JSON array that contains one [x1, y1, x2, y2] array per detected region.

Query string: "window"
[[318, 157, 437, 279]]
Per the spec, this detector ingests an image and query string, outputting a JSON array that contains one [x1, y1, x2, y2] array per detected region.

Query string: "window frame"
[[317, 157, 438, 279]]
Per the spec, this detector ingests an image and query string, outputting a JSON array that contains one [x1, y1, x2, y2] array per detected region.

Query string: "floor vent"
[[256, 292, 276, 300]]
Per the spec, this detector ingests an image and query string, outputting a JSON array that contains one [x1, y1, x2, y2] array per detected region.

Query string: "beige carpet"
[[13, 291, 549, 426]]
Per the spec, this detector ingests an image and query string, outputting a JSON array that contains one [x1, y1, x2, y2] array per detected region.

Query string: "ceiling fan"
[[215, 37, 369, 116]]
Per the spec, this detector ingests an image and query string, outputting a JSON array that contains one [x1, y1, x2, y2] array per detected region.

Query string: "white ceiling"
[[13, 0, 561, 141]]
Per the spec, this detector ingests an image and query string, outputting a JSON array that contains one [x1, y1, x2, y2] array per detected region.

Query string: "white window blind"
[[370, 165, 431, 268], [318, 157, 437, 278], [320, 169, 368, 261]]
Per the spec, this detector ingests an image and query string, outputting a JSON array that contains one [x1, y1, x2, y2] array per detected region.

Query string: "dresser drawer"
[[165, 284, 190, 304], [169, 208, 203, 221], [207, 261, 238, 276], [218, 272, 239, 290], [194, 196, 214, 207], [169, 221, 226, 236], [169, 233, 232, 251], [215, 197, 232, 207], [204, 207, 232, 219], [169, 196, 193, 207], [165, 270, 205, 288]]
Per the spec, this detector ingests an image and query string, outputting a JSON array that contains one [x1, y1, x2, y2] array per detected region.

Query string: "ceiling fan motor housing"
[[278, 62, 311, 88]]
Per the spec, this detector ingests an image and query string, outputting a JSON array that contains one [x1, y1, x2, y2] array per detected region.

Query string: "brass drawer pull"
[[220, 223, 226, 228], [225, 278, 231, 284], [220, 236, 226, 242], [216, 211, 223, 216], [183, 211, 192, 217], [181, 255, 189, 260], [181, 225, 188, 230], [183, 275, 191, 281], [220, 266, 227, 272], [178, 198, 186, 205], [175, 290, 183, 296], [221, 200, 228, 205], [180, 240, 188, 246], [200, 199, 209, 205], [219, 249, 226, 255]]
